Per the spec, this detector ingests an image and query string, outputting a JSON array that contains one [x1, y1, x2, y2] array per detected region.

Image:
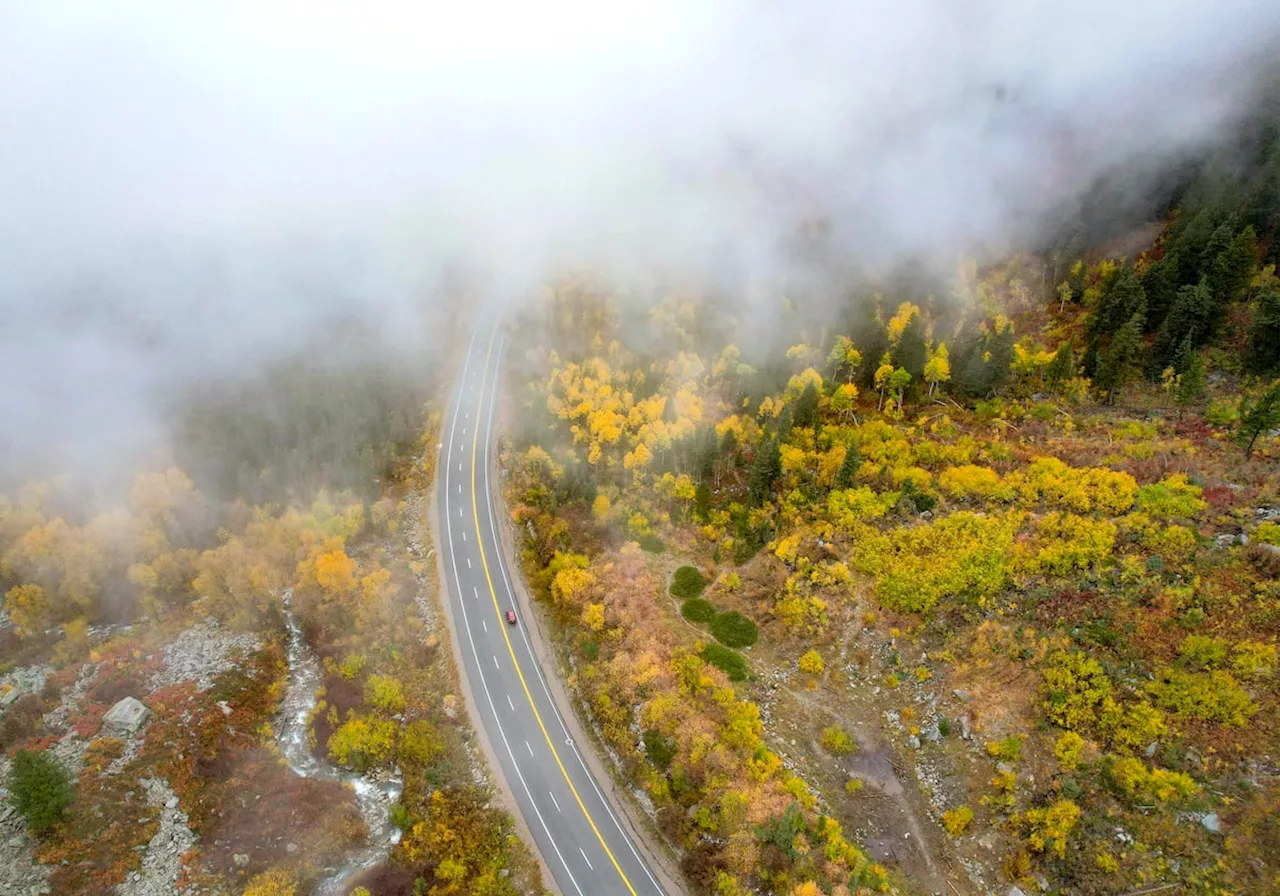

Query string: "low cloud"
[[2, 0, 1277, 484]]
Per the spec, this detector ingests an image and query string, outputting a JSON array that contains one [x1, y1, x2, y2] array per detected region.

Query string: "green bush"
[[642, 729, 677, 769], [710, 611, 758, 648], [637, 534, 666, 554], [681, 599, 716, 624], [820, 725, 857, 755], [670, 565, 707, 598], [9, 749, 73, 834], [700, 643, 750, 681]]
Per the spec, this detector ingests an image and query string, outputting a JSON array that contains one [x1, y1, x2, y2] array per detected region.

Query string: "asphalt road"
[[437, 325, 667, 896]]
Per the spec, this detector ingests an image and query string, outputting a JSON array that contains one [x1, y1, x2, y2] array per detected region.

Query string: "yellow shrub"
[[797, 649, 824, 675], [942, 806, 974, 836], [937, 465, 1008, 501]]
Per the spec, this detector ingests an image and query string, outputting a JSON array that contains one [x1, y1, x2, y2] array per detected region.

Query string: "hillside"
[[496, 156, 1280, 895]]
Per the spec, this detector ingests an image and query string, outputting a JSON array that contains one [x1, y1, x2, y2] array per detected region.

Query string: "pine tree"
[[891, 315, 928, 382], [1141, 250, 1183, 331], [1238, 380, 1280, 460], [1245, 289, 1280, 376], [775, 406, 794, 442], [1096, 312, 1145, 404], [835, 442, 861, 489], [794, 381, 820, 430], [986, 320, 1016, 393], [1045, 339, 1075, 387], [1204, 226, 1257, 333], [695, 480, 712, 522], [1153, 280, 1213, 370], [747, 437, 782, 506], [1175, 353, 1207, 409]]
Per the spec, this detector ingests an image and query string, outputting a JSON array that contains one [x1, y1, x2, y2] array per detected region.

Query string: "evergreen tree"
[[835, 442, 861, 489], [695, 480, 712, 522], [9, 749, 73, 834], [794, 381, 820, 430], [1152, 280, 1213, 370], [747, 437, 782, 507], [891, 315, 928, 382], [1204, 226, 1258, 334], [720, 426, 738, 455], [1175, 353, 1207, 409], [1245, 289, 1280, 376], [1095, 312, 1145, 404], [1045, 339, 1076, 387], [775, 405, 794, 442], [1140, 250, 1182, 332], [1238, 380, 1280, 459], [986, 320, 1016, 393], [1091, 265, 1147, 340], [850, 305, 889, 389]]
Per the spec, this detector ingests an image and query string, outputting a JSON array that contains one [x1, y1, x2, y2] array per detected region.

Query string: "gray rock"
[[165, 796, 179, 809], [1144, 742, 1158, 758], [952, 688, 971, 703], [1009, 887, 1027, 896], [1201, 813, 1221, 834], [233, 853, 250, 867], [907, 735, 921, 749], [103, 696, 151, 735]]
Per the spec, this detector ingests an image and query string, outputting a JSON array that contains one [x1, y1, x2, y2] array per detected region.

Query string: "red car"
[[505, 609, 518, 626]]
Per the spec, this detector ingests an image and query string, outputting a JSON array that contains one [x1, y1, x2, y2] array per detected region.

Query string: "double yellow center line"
[[468, 328, 639, 896]]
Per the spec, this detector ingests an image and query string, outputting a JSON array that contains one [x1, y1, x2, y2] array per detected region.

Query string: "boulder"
[[103, 696, 151, 735]]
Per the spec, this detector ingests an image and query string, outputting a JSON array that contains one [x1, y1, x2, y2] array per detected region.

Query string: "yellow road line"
[[469, 329, 639, 896]]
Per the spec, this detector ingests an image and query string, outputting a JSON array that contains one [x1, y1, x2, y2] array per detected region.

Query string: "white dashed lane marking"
[[549, 792, 561, 813], [493, 655, 500, 671], [526, 741, 534, 757], [579, 849, 594, 871], [507, 694, 516, 711]]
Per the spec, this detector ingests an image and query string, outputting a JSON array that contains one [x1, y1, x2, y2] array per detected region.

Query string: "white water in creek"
[[276, 591, 403, 895]]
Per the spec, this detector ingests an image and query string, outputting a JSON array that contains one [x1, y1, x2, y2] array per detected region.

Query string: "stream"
[[276, 590, 403, 895]]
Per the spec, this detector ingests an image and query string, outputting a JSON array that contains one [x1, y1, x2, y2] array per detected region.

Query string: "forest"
[[496, 117, 1280, 895], [1, 350, 543, 896]]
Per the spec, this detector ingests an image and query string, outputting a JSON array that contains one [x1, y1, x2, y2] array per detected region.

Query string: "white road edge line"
[[479, 333, 666, 895], [442, 328, 584, 896]]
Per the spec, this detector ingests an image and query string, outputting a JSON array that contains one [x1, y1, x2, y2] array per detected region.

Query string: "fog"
[[2, 0, 1278, 488]]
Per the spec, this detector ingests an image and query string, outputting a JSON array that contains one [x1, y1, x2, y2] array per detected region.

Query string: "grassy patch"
[[637, 534, 666, 554], [699, 643, 750, 681], [670, 565, 707, 598], [681, 599, 716, 624], [710, 610, 758, 648]]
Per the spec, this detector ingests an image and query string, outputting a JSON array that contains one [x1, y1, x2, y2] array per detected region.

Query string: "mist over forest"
[[2, 1, 1279, 498]]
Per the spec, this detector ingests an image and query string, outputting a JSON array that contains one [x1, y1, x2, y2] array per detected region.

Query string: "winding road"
[[437, 324, 667, 896]]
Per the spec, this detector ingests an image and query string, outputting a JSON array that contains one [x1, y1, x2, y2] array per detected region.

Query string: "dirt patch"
[[197, 746, 365, 886]]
